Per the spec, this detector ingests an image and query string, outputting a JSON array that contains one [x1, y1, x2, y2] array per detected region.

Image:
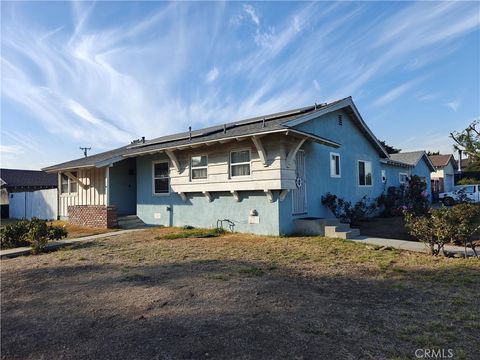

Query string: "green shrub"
[[404, 175, 429, 215], [0, 218, 68, 252], [377, 186, 403, 217], [0, 220, 30, 248], [321, 193, 375, 225], [404, 204, 480, 256], [457, 177, 478, 185]]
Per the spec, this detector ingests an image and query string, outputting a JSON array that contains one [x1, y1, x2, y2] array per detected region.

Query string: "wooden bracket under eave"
[[64, 171, 88, 190], [251, 135, 268, 167], [286, 138, 306, 168], [203, 191, 212, 202], [264, 190, 274, 203], [165, 150, 180, 173], [230, 191, 240, 202], [279, 189, 289, 201]]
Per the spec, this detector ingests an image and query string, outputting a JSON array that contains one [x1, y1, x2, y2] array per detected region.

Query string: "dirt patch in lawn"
[[2, 228, 479, 359], [48, 220, 117, 239]]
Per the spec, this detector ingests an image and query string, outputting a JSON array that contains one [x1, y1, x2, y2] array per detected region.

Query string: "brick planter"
[[67, 205, 118, 228]]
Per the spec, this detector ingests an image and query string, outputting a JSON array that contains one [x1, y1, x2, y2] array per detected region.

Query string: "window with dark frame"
[[153, 162, 169, 194], [191, 155, 208, 180], [330, 153, 341, 177], [358, 160, 372, 186]]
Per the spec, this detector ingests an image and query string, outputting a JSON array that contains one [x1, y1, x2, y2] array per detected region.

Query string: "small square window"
[[399, 173, 408, 184]]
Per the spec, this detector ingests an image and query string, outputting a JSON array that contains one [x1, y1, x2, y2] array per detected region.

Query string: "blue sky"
[[1, 1, 479, 170]]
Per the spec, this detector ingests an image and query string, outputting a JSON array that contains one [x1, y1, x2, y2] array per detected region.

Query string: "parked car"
[[438, 184, 480, 206]]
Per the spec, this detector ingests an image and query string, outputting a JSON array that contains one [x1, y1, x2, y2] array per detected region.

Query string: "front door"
[[292, 150, 307, 215]]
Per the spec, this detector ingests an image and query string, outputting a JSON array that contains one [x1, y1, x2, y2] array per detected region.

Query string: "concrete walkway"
[[0, 228, 147, 259], [351, 235, 478, 257]]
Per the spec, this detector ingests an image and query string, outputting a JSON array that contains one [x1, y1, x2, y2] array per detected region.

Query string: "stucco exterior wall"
[[279, 110, 388, 233], [136, 153, 281, 235], [109, 158, 137, 216]]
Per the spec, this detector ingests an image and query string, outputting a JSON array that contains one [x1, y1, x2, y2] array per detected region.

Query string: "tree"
[[450, 120, 480, 171], [427, 151, 440, 156], [379, 140, 401, 154]]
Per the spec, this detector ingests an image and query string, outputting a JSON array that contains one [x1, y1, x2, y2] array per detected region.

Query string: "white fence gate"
[[9, 189, 58, 220]]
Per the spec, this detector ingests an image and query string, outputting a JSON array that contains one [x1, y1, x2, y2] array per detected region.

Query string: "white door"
[[292, 150, 307, 215]]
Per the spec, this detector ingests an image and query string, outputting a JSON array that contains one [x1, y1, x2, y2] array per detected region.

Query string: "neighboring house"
[[387, 151, 435, 196], [0, 169, 58, 218], [428, 154, 457, 194], [42, 97, 433, 235]]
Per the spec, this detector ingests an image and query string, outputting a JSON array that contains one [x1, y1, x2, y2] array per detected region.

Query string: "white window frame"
[[190, 154, 208, 180], [357, 160, 373, 187], [230, 149, 251, 178], [399, 172, 408, 184], [152, 160, 170, 196], [60, 172, 78, 196], [330, 152, 341, 178]]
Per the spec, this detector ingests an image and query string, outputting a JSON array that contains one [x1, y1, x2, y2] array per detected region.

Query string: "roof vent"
[[314, 102, 318, 110], [189, 126, 192, 140], [223, 124, 227, 134], [338, 114, 343, 126], [141, 136, 145, 143], [262, 118, 266, 127]]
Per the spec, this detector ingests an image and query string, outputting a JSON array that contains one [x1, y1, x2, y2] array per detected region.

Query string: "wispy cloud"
[[446, 99, 461, 112], [372, 80, 419, 107], [0, 144, 24, 155], [205, 66, 219, 83], [0, 1, 478, 169]]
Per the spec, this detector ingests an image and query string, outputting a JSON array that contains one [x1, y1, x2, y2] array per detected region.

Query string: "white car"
[[438, 184, 480, 206]]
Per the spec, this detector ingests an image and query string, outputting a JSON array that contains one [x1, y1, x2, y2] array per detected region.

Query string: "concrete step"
[[324, 225, 361, 239], [118, 215, 141, 221], [117, 215, 146, 229]]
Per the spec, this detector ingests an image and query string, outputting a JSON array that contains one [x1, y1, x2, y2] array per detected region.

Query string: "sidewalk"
[[0, 228, 147, 259], [351, 235, 478, 257]]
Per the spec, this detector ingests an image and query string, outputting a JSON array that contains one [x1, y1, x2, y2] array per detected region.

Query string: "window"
[[330, 153, 341, 177], [60, 172, 78, 194], [230, 150, 251, 177], [399, 173, 408, 184], [153, 162, 169, 194], [69, 171, 78, 193], [358, 160, 372, 186], [61, 174, 69, 194], [191, 155, 208, 180]]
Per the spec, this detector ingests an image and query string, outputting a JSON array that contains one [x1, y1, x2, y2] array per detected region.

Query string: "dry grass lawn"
[[48, 220, 116, 239], [1, 227, 479, 359]]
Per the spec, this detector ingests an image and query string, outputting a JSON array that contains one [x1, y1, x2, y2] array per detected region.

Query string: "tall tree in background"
[[450, 120, 480, 171], [427, 151, 440, 156], [379, 140, 401, 154]]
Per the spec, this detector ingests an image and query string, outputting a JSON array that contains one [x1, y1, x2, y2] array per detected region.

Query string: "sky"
[[1, 1, 479, 170]]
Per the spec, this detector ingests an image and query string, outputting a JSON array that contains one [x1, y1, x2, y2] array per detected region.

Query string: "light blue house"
[[43, 97, 434, 235]]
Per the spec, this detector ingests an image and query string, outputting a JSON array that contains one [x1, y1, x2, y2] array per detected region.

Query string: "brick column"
[[67, 205, 118, 229]]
